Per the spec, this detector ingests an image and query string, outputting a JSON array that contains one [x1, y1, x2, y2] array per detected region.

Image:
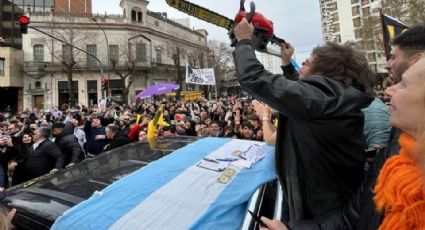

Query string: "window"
[[136, 43, 146, 62], [335, 34, 341, 43], [86, 44, 97, 67], [333, 23, 340, 33], [33, 44, 44, 62], [352, 6, 360, 16], [155, 48, 162, 64], [362, 7, 370, 17], [368, 53, 376, 62], [0, 58, 4, 76], [131, 10, 137, 21], [138, 12, 142, 22], [333, 13, 339, 22], [109, 45, 119, 67], [328, 2, 337, 11], [351, 0, 359, 4], [35, 81, 41, 89], [353, 17, 361, 27], [2, 12, 12, 20], [62, 44, 72, 64], [58, 81, 79, 105], [361, 0, 369, 5], [354, 29, 361, 39]]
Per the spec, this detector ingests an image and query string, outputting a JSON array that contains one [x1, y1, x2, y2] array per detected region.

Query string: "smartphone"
[[248, 210, 265, 227]]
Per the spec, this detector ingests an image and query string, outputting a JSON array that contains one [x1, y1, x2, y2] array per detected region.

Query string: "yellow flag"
[[136, 114, 141, 124], [147, 105, 169, 139]]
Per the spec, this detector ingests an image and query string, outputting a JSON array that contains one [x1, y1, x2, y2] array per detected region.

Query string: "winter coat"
[[362, 98, 392, 149], [22, 139, 64, 181], [54, 122, 84, 165], [233, 40, 373, 222], [103, 133, 130, 152], [288, 129, 401, 229]]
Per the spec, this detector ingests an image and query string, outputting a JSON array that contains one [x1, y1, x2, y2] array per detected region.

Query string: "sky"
[[92, 0, 324, 63]]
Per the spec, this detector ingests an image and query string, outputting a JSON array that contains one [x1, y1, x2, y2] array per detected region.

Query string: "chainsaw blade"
[[166, 0, 233, 30]]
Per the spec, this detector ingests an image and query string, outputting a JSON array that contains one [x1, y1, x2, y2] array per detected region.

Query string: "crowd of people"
[[233, 19, 425, 230], [0, 94, 282, 188], [0, 17, 424, 230]]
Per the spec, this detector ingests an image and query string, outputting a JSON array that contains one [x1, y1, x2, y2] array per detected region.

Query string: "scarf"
[[374, 133, 425, 230]]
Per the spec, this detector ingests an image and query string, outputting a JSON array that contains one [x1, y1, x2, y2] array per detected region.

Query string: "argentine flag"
[[52, 138, 276, 230]]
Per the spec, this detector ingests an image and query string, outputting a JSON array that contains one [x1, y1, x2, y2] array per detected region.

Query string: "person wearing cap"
[[52, 122, 84, 167], [84, 114, 107, 157]]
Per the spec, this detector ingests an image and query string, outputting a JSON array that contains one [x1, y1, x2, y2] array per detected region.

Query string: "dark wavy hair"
[[393, 25, 425, 57], [309, 42, 375, 97]]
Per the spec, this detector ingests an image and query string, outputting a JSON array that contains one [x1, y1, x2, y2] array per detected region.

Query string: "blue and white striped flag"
[[52, 138, 276, 230]]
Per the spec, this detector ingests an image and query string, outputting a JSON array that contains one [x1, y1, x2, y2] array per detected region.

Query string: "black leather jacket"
[[288, 128, 401, 229], [233, 40, 374, 222]]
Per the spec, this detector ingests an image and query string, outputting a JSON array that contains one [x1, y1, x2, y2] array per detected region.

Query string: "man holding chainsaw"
[[233, 17, 375, 223]]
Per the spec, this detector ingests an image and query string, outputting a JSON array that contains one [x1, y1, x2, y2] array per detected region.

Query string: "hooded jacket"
[[233, 40, 373, 222]]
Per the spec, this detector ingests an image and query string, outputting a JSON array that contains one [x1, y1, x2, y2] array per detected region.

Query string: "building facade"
[[0, 47, 24, 112], [22, 0, 209, 110], [54, 0, 92, 14], [319, 0, 386, 74], [0, 0, 93, 112], [0, 0, 92, 50]]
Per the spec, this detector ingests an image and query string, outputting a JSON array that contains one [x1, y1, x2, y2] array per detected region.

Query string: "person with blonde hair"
[[260, 56, 425, 230]]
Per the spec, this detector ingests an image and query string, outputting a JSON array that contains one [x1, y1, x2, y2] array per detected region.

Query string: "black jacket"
[[22, 139, 64, 181], [84, 121, 107, 155], [54, 122, 84, 165], [289, 129, 401, 229], [103, 133, 130, 152], [234, 41, 373, 221]]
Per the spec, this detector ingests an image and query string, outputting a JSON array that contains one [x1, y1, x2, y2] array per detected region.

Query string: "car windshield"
[[7, 137, 199, 200]]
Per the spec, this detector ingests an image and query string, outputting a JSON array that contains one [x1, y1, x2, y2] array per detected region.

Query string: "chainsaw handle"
[[240, 0, 245, 11], [246, 1, 255, 23]]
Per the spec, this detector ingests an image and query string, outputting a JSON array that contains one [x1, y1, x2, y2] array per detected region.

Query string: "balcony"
[[23, 61, 52, 78]]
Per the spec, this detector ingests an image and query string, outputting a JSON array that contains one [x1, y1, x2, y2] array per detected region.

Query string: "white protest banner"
[[186, 63, 216, 85]]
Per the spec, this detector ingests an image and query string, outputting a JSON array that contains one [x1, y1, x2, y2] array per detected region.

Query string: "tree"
[[381, 0, 425, 25], [110, 38, 137, 104], [47, 14, 94, 107], [406, 0, 425, 25], [207, 40, 234, 97], [356, 0, 425, 89], [171, 46, 185, 99]]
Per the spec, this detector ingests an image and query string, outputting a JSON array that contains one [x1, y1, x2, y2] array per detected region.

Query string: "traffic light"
[[18, 15, 30, 34]]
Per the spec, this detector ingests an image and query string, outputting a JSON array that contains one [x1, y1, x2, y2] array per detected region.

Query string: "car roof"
[[2, 136, 200, 227]]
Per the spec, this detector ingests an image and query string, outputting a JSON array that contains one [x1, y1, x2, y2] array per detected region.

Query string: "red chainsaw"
[[165, 0, 286, 57]]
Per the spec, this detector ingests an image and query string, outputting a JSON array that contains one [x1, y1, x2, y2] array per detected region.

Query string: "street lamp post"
[[92, 17, 110, 99]]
